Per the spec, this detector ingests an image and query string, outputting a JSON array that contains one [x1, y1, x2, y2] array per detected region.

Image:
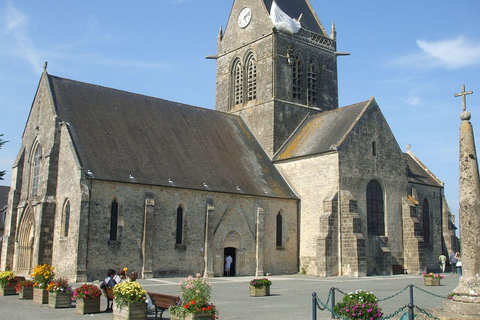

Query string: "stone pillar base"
[[439, 299, 480, 319], [142, 271, 154, 279]]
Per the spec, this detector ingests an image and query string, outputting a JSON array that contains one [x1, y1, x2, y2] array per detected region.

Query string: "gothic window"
[[30, 144, 42, 197], [276, 212, 283, 247], [307, 59, 317, 105], [232, 59, 243, 108], [422, 198, 430, 244], [61, 200, 70, 237], [246, 54, 257, 101], [292, 54, 303, 99], [176, 206, 184, 245], [110, 199, 118, 241], [367, 180, 385, 236]]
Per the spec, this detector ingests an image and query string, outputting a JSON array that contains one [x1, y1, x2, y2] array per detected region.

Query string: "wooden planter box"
[[33, 287, 49, 304], [75, 296, 101, 314], [48, 291, 72, 308], [0, 285, 17, 296], [19, 286, 34, 300], [249, 285, 270, 297], [171, 313, 212, 320], [424, 277, 441, 286], [113, 301, 147, 320]]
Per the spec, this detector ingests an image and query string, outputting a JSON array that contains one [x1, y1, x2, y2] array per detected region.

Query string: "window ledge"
[[276, 246, 285, 250]]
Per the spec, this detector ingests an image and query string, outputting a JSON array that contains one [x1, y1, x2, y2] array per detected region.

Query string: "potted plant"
[[73, 283, 102, 314], [46, 278, 73, 308], [31, 263, 54, 304], [423, 273, 444, 286], [249, 278, 272, 297], [0, 270, 16, 296], [112, 281, 148, 320], [333, 289, 383, 319], [16, 280, 34, 300], [170, 274, 219, 320]]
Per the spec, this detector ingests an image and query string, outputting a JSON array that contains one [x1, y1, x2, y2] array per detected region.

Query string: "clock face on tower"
[[238, 7, 252, 28]]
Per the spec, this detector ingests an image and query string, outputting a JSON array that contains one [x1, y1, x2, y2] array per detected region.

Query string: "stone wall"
[[338, 101, 408, 275], [275, 152, 339, 276], [57, 180, 298, 281]]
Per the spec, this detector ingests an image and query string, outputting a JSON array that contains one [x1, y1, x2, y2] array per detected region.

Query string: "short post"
[[408, 284, 414, 320], [331, 287, 336, 319], [312, 293, 317, 320]]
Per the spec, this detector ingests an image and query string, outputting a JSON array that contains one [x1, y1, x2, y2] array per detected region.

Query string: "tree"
[[0, 134, 8, 180]]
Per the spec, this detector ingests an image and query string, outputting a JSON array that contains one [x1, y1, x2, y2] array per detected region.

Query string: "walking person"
[[438, 254, 447, 273], [449, 251, 457, 273], [455, 252, 462, 276]]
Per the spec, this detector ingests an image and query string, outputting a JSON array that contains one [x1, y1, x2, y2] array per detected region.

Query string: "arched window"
[[30, 144, 42, 197], [307, 59, 317, 105], [176, 206, 184, 245], [422, 198, 430, 244], [110, 199, 118, 241], [292, 54, 303, 99], [232, 59, 243, 108], [367, 180, 385, 236], [61, 200, 70, 237], [246, 54, 257, 101], [276, 212, 283, 247]]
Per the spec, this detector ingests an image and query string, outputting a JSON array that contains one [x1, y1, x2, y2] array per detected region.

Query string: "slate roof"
[[405, 153, 443, 188], [48, 75, 297, 200], [274, 100, 370, 161], [0, 186, 9, 212], [262, 0, 326, 35]]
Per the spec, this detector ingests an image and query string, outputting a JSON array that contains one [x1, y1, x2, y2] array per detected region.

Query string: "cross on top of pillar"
[[455, 84, 473, 112]]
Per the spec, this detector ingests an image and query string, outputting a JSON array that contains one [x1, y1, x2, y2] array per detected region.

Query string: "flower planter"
[[171, 314, 212, 320], [0, 285, 17, 296], [75, 296, 101, 314], [48, 291, 72, 308], [113, 301, 147, 320], [19, 286, 34, 300], [424, 277, 441, 286], [249, 285, 270, 297], [33, 287, 49, 304]]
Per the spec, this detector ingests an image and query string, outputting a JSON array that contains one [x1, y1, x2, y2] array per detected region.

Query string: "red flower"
[[207, 306, 212, 310], [191, 300, 196, 305], [184, 304, 189, 309], [197, 308, 200, 312], [202, 307, 206, 311]]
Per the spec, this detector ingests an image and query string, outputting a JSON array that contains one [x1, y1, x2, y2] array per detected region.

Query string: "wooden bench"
[[147, 292, 180, 320], [392, 264, 408, 275], [102, 287, 114, 312]]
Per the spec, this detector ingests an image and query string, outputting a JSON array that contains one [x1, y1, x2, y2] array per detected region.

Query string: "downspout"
[[338, 180, 342, 276], [85, 179, 92, 272]]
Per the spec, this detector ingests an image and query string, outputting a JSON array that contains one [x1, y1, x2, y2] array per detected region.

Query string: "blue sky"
[[1, 0, 479, 229]]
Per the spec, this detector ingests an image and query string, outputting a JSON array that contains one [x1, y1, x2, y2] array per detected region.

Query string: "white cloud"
[[391, 35, 480, 70], [402, 95, 421, 106], [3, 0, 43, 73]]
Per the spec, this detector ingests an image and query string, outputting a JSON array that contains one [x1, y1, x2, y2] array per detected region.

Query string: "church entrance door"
[[16, 207, 34, 275], [224, 247, 236, 276]]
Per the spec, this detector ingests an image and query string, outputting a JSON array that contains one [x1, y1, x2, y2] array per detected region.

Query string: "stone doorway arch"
[[16, 207, 34, 274], [223, 231, 241, 276]]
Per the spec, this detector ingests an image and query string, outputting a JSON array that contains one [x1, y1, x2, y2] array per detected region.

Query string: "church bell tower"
[[215, 0, 339, 157]]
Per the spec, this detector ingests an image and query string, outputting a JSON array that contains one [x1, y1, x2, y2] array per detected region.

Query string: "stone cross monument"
[[442, 85, 480, 318]]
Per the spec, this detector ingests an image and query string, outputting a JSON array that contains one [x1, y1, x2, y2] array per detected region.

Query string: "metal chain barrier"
[[415, 305, 441, 320], [377, 285, 410, 301], [312, 284, 449, 320], [412, 285, 448, 299]]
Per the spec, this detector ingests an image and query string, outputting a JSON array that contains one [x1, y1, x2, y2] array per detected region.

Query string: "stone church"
[[1, 0, 457, 281]]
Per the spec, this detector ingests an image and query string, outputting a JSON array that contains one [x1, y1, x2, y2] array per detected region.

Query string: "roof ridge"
[[405, 150, 444, 186], [48, 74, 228, 117]]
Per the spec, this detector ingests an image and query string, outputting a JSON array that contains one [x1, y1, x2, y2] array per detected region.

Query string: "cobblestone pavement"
[[0, 273, 458, 319]]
